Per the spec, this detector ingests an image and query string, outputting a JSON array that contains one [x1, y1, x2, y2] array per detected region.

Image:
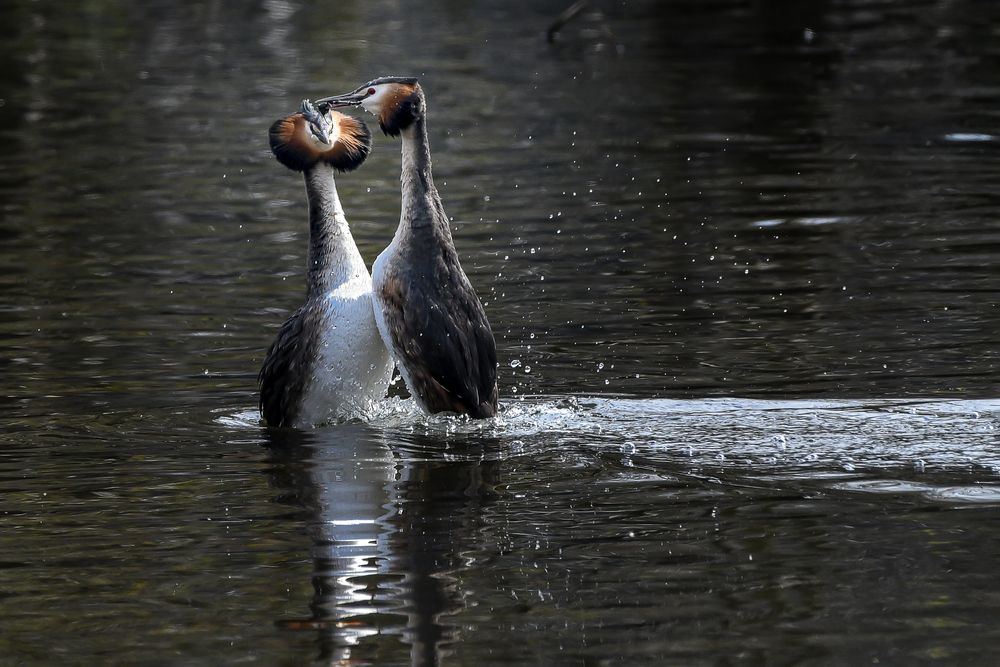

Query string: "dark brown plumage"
[[259, 306, 314, 427], [378, 258, 499, 418]]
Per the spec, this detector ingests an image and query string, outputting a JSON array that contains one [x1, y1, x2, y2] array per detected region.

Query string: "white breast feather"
[[296, 272, 394, 426]]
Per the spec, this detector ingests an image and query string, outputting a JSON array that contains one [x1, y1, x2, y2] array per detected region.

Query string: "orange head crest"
[[268, 100, 372, 172]]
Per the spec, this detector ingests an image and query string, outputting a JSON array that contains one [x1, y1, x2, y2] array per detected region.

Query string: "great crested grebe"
[[259, 100, 393, 427], [318, 77, 499, 419]]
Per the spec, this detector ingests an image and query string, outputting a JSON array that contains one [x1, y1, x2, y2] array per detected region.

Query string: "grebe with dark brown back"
[[318, 78, 499, 419], [258, 100, 393, 427]]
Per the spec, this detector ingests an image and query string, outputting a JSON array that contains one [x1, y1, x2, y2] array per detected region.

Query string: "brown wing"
[[379, 265, 498, 418], [258, 307, 316, 427]]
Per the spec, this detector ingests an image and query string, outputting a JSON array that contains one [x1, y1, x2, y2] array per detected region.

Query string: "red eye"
[[367, 88, 375, 96]]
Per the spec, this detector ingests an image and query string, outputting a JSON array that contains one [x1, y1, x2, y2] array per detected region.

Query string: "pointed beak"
[[315, 91, 366, 108]]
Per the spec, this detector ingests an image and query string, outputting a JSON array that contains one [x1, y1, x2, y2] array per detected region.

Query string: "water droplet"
[[510, 359, 522, 368]]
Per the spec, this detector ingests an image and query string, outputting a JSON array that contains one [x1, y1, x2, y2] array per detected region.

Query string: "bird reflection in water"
[[266, 425, 502, 666]]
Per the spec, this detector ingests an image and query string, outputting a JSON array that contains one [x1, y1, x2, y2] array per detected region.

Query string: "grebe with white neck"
[[318, 78, 499, 419], [258, 100, 393, 427]]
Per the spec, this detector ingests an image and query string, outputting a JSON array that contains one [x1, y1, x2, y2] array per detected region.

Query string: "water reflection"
[[266, 426, 501, 665]]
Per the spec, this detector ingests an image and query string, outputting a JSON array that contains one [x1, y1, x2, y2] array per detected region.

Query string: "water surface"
[[1, 0, 999, 664]]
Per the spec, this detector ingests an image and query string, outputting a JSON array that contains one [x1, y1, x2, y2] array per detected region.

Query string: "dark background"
[[2, 0, 998, 421], [1, 1, 999, 664]]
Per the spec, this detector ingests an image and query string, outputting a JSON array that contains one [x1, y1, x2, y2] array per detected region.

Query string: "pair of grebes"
[[258, 77, 499, 427]]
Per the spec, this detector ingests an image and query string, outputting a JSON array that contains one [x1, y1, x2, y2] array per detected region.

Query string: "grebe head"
[[317, 77, 423, 137], [268, 99, 372, 172]]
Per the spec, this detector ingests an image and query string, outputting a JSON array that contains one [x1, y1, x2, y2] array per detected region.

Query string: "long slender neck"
[[399, 117, 451, 238], [303, 163, 363, 298]]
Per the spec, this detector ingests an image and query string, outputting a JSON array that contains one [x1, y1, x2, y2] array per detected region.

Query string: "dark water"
[[2, 0, 1000, 664]]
